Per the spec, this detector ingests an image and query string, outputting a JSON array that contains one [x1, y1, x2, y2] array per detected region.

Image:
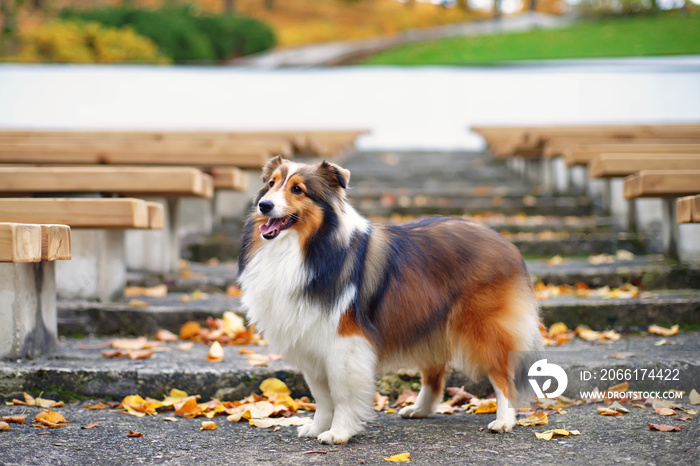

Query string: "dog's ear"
[[262, 155, 287, 182], [317, 160, 350, 190]]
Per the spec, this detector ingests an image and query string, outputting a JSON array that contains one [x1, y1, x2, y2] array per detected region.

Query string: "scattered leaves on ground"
[[655, 408, 677, 416], [124, 284, 168, 298], [534, 281, 639, 301], [11, 393, 64, 408], [126, 430, 144, 437], [201, 421, 218, 430], [540, 322, 620, 346], [179, 312, 261, 346], [84, 401, 110, 410]]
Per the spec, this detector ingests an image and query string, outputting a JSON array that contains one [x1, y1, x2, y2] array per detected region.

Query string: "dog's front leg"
[[298, 370, 334, 439], [317, 336, 377, 445]]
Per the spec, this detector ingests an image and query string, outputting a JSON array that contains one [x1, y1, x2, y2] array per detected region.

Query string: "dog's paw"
[[398, 405, 430, 419], [487, 418, 515, 433], [298, 423, 325, 438], [317, 429, 350, 445]]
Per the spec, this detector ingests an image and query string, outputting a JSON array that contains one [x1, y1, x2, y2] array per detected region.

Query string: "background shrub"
[[60, 5, 276, 63], [15, 20, 169, 64]]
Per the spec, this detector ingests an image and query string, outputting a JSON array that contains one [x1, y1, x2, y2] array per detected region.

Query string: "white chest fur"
[[239, 230, 355, 369]]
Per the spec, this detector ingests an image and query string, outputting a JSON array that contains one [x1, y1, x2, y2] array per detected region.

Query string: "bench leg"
[[0, 262, 58, 359], [627, 199, 638, 233], [662, 198, 680, 261], [56, 230, 126, 302]]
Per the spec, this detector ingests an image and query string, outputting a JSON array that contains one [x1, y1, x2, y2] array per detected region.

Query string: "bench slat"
[[0, 198, 157, 229], [590, 154, 700, 178], [624, 170, 700, 199], [0, 167, 214, 198], [676, 195, 700, 224], [41, 224, 72, 261], [0, 222, 42, 262], [564, 144, 700, 167], [209, 168, 249, 191]]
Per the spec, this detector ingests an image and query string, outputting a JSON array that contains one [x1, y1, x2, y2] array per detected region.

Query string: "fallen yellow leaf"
[[516, 411, 548, 426], [384, 452, 411, 462], [200, 421, 218, 430], [474, 399, 497, 414], [208, 341, 225, 363], [689, 389, 700, 405], [648, 324, 680, 337], [260, 378, 291, 398], [536, 428, 580, 440], [0, 421, 9, 431], [162, 389, 190, 407], [249, 417, 312, 428]]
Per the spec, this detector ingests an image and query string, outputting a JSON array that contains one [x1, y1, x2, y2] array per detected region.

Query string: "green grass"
[[362, 12, 700, 65]]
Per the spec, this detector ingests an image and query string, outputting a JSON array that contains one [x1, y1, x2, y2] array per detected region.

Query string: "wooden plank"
[[146, 202, 165, 230], [471, 124, 700, 157], [676, 196, 694, 224], [41, 224, 72, 261], [590, 154, 700, 178], [624, 170, 700, 199], [0, 198, 151, 229], [564, 144, 700, 167], [0, 222, 42, 263], [545, 137, 700, 158], [209, 168, 249, 191], [0, 167, 214, 198]]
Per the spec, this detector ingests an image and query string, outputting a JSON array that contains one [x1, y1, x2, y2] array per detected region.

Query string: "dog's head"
[[253, 156, 351, 241]]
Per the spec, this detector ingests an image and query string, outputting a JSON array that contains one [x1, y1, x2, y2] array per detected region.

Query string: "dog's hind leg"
[[298, 370, 334, 438], [399, 366, 446, 419], [317, 336, 377, 445]]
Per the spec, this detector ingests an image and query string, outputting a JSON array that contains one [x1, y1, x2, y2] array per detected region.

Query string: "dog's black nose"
[[258, 200, 274, 214]]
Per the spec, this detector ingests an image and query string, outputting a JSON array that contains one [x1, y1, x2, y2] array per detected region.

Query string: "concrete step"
[[58, 287, 700, 339], [2, 333, 698, 403]]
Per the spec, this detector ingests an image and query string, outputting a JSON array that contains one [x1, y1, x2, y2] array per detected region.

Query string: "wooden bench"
[[624, 170, 700, 259], [677, 195, 700, 224], [0, 198, 163, 301], [1, 222, 71, 359], [561, 143, 700, 168]]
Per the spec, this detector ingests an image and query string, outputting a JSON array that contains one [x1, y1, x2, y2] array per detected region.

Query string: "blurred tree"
[[1, 0, 24, 35], [456, 0, 471, 10], [529, 0, 537, 11], [264, 0, 274, 10], [224, 0, 235, 13]]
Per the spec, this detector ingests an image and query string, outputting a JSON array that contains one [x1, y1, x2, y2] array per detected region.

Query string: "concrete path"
[[233, 12, 575, 68]]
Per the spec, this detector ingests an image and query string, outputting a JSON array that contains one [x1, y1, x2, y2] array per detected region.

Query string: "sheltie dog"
[[238, 156, 542, 444]]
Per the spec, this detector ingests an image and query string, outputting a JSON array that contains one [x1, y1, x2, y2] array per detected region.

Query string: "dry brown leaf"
[[127, 430, 144, 437], [374, 392, 389, 412], [607, 402, 630, 414], [648, 423, 681, 432], [155, 329, 179, 342], [391, 389, 418, 408], [100, 349, 126, 359], [249, 417, 312, 428], [576, 325, 601, 342], [34, 410, 69, 428], [607, 382, 629, 392], [111, 337, 149, 351], [81, 421, 101, 429], [127, 349, 154, 360], [85, 401, 110, 410], [2, 416, 25, 424], [226, 284, 242, 297], [0, 421, 9, 431], [447, 386, 474, 406], [655, 408, 677, 416], [689, 389, 700, 405], [677, 415, 693, 421], [648, 324, 680, 337], [535, 428, 580, 440], [177, 342, 195, 351]]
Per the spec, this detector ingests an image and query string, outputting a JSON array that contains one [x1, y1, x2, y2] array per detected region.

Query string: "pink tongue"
[[260, 218, 284, 235]]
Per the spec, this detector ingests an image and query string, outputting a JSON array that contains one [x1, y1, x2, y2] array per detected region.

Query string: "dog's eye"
[[291, 186, 303, 195], [269, 180, 275, 188]]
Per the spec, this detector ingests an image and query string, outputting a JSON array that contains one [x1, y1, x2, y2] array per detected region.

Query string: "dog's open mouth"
[[259, 216, 296, 240]]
